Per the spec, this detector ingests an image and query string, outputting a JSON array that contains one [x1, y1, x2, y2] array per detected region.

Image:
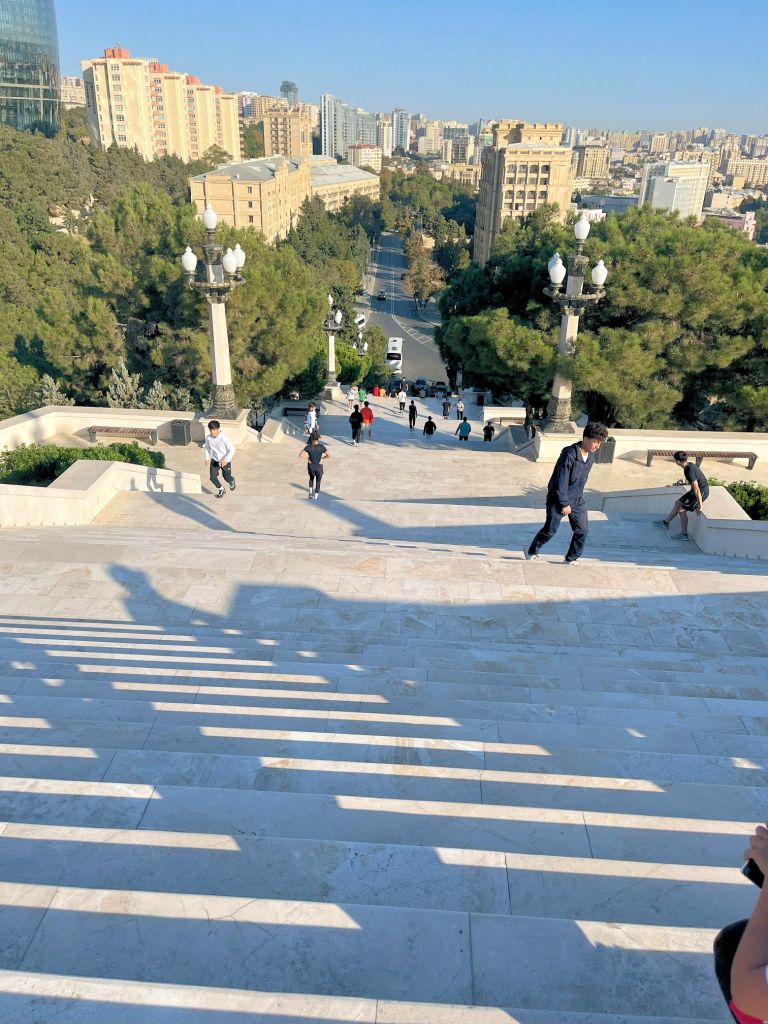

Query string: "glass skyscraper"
[[0, 0, 60, 136]]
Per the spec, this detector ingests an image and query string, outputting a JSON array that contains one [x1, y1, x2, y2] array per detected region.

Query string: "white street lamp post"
[[323, 294, 345, 399], [542, 212, 608, 433], [180, 204, 246, 418]]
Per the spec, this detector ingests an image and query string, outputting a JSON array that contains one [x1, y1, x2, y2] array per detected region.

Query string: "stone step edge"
[[0, 968, 724, 1024]]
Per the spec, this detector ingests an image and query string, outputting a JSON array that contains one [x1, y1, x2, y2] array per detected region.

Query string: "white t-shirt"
[[398, 390, 407, 403]]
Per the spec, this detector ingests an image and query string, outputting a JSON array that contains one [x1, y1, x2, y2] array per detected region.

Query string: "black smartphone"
[[743, 859, 765, 888]]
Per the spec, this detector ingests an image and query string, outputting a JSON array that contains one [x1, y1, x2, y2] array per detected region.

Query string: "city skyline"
[[58, 0, 766, 134]]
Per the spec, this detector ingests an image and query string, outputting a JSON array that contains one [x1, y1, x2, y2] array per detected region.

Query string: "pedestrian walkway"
[[0, 394, 762, 1021]]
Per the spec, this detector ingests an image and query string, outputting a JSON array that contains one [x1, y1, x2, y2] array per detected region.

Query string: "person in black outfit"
[[523, 405, 535, 439], [655, 451, 709, 541], [525, 421, 609, 564], [423, 416, 437, 438], [299, 431, 330, 500], [408, 401, 417, 431], [483, 422, 495, 443], [349, 404, 363, 446]]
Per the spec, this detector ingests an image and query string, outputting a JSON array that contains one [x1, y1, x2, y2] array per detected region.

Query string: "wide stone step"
[[0, 881, 728, 1017], [0, 970, 732, 1024], [0, 821, 754, 928]]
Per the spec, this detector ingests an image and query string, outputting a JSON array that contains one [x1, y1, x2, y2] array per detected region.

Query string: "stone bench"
[[646, 448, 757, 470], [88, 425, 158, 446]]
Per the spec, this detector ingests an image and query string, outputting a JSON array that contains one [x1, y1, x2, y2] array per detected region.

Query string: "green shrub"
[[724, 481, 768, 521], [0, 442, 165, 487]]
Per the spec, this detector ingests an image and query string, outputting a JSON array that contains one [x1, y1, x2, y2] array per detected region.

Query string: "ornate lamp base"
[[207, 383, 239, 420], [542, 395, 578, 435]]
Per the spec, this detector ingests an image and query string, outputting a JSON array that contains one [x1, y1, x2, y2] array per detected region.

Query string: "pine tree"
[[37, 374, 74, 407], [106, 359, 144, 408], [142, 380, 169, 410]]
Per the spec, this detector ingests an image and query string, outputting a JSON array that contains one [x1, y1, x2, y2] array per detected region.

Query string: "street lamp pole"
[[181, 204, 246, 419], [323, 294, 344, 400], [542, 212, 608, 433]]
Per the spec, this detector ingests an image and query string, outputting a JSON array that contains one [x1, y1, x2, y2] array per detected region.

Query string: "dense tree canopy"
[[437, 206, 768, 428], [0, 124, 387, 415]]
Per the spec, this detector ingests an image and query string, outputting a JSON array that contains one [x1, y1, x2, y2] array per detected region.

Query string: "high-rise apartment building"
[[392, 108, 410, 152], [637, 160, 709, 219], [263, 109, 311, 157], [347, 142, 383, 173], [376, 119, 393, 158], [0, 0, 60, 136], [573, 144, 609, 179], [320, 93, 375, 158], [280, 80, 298, 107], [249, 94, 288, 118], [473, 121, 574, 265], [722, 156, 768, 187], [416, 120, 443, 156], [82, 48, 241, 162], [60, 75, 85, 108]]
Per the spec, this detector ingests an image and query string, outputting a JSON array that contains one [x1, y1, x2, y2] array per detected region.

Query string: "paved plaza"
[[0, 393, 766, 1021]]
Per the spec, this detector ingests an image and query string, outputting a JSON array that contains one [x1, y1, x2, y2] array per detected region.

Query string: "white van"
[[354, 314, 367, 329], [386, 337, 404, 373]]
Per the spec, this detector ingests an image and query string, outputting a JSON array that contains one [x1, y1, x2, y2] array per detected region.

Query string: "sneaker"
[[308, 488, 314, 500], [230, 480, 236, 491], [653, 520, 669, 529], [216, 487, 225, 499], [523, 549, 539, 561], [563, 558, 578, 564], [672, 532, 690, 541], [313, 493, 319, 501]]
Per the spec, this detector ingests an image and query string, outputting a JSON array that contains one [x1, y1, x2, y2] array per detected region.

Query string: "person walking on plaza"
[[525, 421, 609, 564], [300, 430, 330, 501], [349, 404, 363, 446], [204, 419, 236, 498], [346, 387, 356, 412], [423, 415, 437, 438], [483, 421, 495, 443], [454, 398, 465, 420], [357, 384, 367, 405], [304, 401, 318, 437], [655, 451, 709, 541], [442, 396, 451, 419], [361, 401, 374, 440], [397, 387, 407, 414], [455, 416, 472, 442], [408, 400, 417, 431]]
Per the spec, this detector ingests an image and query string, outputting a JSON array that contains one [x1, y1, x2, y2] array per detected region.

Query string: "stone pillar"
[[325, 331, 337, 388], [543, 311, 580, 433], [207, 300, 238, 418]]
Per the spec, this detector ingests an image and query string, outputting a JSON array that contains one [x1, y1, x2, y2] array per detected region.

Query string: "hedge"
[[0, 442, 165, 487]]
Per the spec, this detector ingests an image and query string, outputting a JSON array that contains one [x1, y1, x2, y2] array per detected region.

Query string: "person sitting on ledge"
[[655, 451, 709, 542]]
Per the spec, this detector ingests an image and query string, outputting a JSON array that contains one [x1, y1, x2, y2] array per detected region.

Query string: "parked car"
[[431, 380, 448, 397], [377, 289, 386, 301], [354, 314, 367, 329], [411, 377, 429, 397]]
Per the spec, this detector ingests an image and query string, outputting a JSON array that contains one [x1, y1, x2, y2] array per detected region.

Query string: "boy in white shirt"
[[203, 420, 236, 498]]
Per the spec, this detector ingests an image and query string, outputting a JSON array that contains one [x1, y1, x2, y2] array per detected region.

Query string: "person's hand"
[[561, 505, 571, 516], [745, 823, 768, 875], [220, 460, 229, 469]]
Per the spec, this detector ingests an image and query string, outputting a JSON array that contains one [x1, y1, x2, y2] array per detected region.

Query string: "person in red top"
[[360, 401, 374, 440]]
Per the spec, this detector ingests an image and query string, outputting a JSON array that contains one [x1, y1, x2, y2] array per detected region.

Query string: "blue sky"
[[58, 0, 765, 133]]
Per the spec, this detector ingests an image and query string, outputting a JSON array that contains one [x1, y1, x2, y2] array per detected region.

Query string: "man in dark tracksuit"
[[525, 422, 609, 564]]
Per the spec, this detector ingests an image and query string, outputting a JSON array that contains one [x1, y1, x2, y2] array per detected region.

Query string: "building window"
[[248, 216, 254, 223], [541, 165, 550, 172], [539, 190, 547, 199], [247, 186, 253, 194], [247, 201, 253, 208], [115, 115, 125, 122]]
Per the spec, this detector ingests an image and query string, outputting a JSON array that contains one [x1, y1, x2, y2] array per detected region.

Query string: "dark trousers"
[[351, 426, 361, 443], [456, 409, 462, 419], [529, 500, 589, 561], [308, 466, 323, 493], [210, 459, 234, 489], [408, 413, 416, 428]]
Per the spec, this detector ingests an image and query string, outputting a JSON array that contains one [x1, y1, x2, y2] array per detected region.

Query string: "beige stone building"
[[60, 76, 85, 109], [573, 144, 609, 180], [189, 156, 380, 239], [722, 156, 768, 187], [190, 156, 311, 242], [263, 110, 312, 157], [473, 121, 574, 265], [346, 143, 383, 173], [81, 48, 241, 162]]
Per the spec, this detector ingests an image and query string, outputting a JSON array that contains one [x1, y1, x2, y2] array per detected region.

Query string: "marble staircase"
[[0, 496, 765, 1020]]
